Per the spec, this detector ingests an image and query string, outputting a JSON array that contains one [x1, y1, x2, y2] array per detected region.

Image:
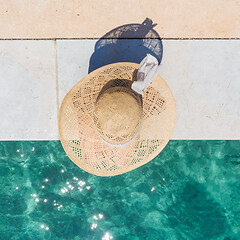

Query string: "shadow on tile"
[[88, 18, 163, 73]]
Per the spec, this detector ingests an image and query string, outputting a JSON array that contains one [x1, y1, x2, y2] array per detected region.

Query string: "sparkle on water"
[[0, 140, 240, 239], [91, 223, 98, 230]]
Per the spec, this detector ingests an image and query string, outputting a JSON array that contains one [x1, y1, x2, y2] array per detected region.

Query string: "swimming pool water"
[[0, 140, 239, 239]]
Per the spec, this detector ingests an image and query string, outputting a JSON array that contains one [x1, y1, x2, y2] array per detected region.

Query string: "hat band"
[[94, 115, 143, 147]]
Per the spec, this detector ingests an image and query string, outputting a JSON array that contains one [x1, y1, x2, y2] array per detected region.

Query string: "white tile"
[[161, 40, 240, 139], [57, 38, 163, 105], [0, 40, 58, 140], [57, 39, 240, 139], [56, 40, 96, 107]]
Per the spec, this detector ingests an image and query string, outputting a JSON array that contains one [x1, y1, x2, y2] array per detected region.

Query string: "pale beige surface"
[[0, 40, 58, 140], [0, 40, 239, 141], [57, 40, 240, 140], [0, 0, 240, 39]]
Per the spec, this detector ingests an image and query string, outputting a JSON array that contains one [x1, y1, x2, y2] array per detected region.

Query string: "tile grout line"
[[54, 40, 60, 122], [0, 38, 240, 40]]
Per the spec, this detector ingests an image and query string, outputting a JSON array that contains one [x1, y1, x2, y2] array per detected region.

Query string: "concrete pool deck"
[[0, 40, 239, 140], [0, 0, 240, 39], [0, 1, 239, 141]]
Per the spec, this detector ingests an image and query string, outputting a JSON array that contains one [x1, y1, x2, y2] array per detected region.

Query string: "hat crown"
[[93, 87, 143, 146]]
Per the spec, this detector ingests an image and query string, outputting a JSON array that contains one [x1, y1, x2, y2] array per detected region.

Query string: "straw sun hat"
[[59, 62, 176, 176]]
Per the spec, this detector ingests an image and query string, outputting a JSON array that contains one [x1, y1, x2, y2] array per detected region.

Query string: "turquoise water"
[[0, 141, 239, 240]]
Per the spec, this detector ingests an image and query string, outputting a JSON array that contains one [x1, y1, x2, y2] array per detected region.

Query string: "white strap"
[[131, 54, 161, 96]]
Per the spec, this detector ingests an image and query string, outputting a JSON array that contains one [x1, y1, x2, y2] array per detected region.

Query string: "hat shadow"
[[96, 78, 143, 106], [88, 18, 163, 74]]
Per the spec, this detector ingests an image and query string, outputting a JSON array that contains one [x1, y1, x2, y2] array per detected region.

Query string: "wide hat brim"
[[59, 62, 176, 176]]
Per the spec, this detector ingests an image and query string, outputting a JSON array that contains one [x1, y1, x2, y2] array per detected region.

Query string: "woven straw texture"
[[93, 87, 143, 146], [59, 62, 176, 176]]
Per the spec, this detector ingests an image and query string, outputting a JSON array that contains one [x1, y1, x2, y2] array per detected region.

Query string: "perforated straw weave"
[[93, 87, 143, 147], [59, 62, 176, 176]]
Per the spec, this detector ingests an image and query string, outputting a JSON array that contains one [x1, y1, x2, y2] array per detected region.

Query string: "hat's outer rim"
[[58, 62, 176, 177]]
